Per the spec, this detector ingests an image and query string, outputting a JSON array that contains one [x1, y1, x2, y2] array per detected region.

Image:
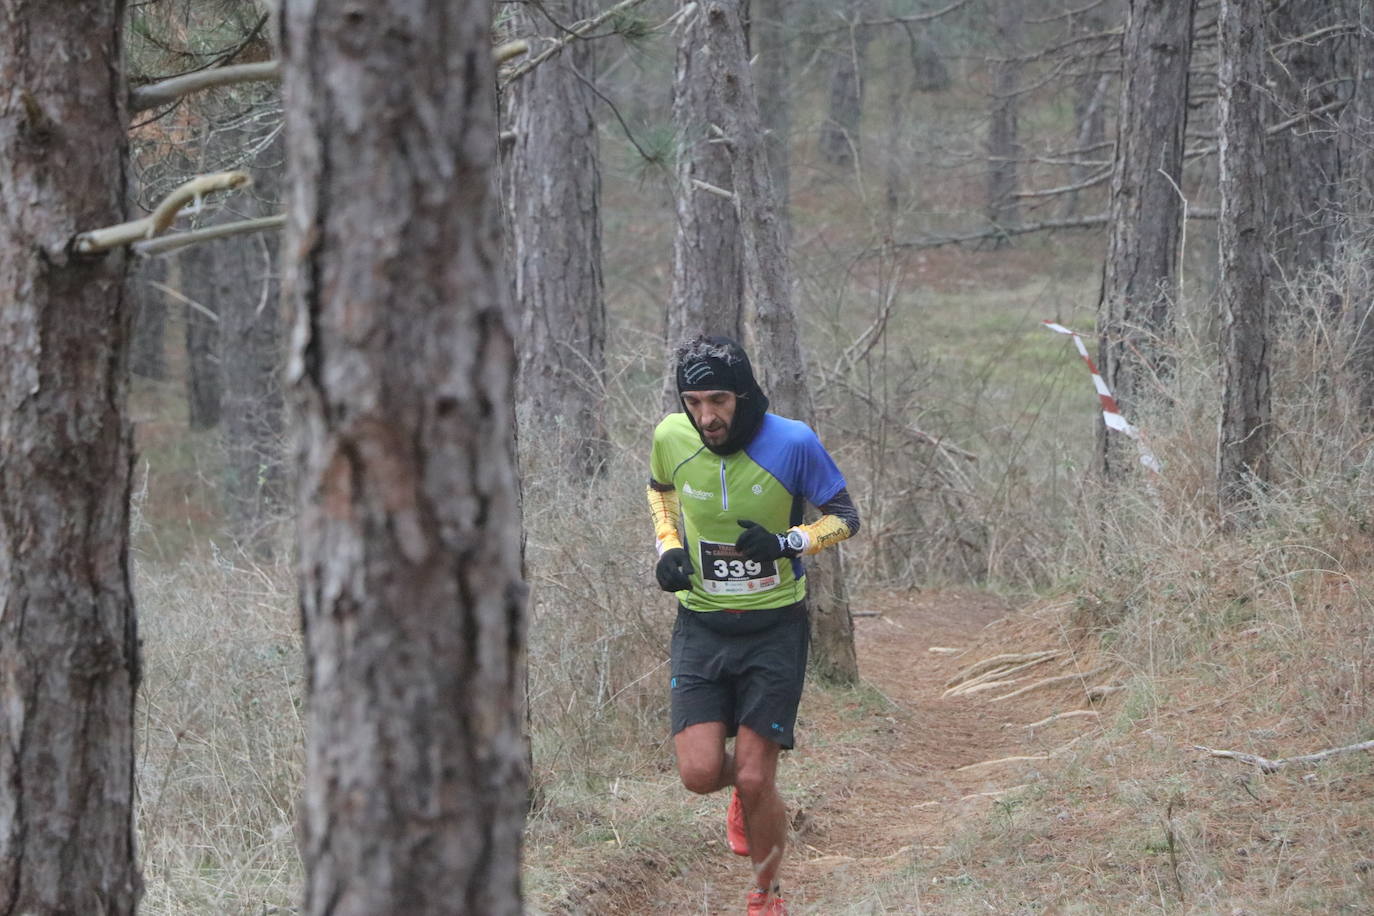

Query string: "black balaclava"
[[675, 335, 770, 456]]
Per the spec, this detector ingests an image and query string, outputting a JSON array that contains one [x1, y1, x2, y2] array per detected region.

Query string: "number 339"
[[713, 559, 762, 579]]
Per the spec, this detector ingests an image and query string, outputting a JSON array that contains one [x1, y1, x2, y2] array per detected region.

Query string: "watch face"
[[786, 531, 805, 551]]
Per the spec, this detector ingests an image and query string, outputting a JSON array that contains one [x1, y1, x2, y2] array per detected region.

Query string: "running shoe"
[[746, 889, 787, 915], [726, 788, 750, 856]]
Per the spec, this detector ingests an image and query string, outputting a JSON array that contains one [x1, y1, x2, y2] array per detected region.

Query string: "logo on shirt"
[[752, 484, 764, 495], [682, 482, 714, 501]]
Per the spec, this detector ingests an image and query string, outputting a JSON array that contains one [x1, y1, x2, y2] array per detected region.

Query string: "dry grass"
[[134, 549, 303, 915]]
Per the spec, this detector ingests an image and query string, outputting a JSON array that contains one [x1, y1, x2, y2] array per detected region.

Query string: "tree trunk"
[[181, 233, 223, 429], [1095, 0, 1195, 482], [985, 0, 1023, 236], [219, 132, 285, 553], [817, 1, 877, 171], [1266, 0, 1351, 282], [0, 3, 142, 913], [704, 0, 859, 685], [751, 0, 792, 248], [1338, 0, 1374, 413], [1216, 0, 1271, 524], [507, 0, 608, 476], [129, 255, 168, 379], [665, 0, 746, 405], [281, 0, 528, 912]]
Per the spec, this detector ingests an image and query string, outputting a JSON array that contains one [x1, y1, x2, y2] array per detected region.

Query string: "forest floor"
[[534, 588, 1129, 915], [532, 581, 1374, 915]]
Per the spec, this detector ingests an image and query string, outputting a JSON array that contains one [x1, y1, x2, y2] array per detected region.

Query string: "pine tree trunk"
[[129, 255, 169, 379], [181, 234, 223, 429], [704, 0, 859, 684], [752, 0, 792, 248], [985, 1, 1023, 236], [507, 0, 608, 476], [219, 134, 285, 553], [665, 0, 745, 404], [1266, 0, 1351, 282], [1095, 0, 1195, 482], [1216, 0, 1272, 524], [281, 0, 528, 912], [0, 3, 141, 912], [817, 0, 877, 171]]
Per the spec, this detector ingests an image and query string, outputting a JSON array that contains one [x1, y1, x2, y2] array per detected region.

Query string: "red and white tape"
[[1044, 321, 1161, 473]]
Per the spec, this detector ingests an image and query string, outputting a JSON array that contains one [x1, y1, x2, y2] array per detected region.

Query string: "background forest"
[[7, 0, 1373, 912]]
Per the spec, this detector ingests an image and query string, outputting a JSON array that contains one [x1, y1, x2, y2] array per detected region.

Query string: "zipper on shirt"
[[719, 459, 729, 510]]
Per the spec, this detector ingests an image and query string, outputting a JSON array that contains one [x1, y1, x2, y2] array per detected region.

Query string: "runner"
[[648, 335, 861, 916]]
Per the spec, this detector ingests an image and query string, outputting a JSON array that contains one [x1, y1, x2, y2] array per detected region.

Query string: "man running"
[[648, 335, 860, 915]]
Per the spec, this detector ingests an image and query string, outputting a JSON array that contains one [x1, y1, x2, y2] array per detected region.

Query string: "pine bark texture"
[[1216, 0, 1271, 520], [0, 2, 142, 913], [1095, 0, 1195, 481], [507, 0, 608, 475], [665, 0, 745, 404], [281, 0, 528, 912], [704, 0, 859, 685]]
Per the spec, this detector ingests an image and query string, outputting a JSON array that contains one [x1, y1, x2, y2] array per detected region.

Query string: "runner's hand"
[[655, 547, 695, 592], [735, 519, 791, 561]]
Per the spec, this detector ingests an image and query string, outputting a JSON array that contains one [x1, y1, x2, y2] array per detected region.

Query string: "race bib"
[[697, 539, 780, 595]]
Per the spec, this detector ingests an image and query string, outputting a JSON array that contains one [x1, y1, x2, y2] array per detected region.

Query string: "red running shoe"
[[746, 889, 787, 915], [726, 788, 750, 856]]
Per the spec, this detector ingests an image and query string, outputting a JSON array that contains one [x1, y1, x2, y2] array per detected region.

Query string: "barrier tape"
[[1044, 321, 1162, 474]]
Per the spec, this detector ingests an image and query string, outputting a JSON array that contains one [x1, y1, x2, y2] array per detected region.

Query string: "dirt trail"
[[644, 588, 1102, 915]]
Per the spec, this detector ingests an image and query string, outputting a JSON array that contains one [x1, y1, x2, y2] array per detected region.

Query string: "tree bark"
[[219, 131, 285, 553], [704, 0, 859, 685], [1266, 0, 1352, 281], [181, 233, 223, 428], [985, 0, 1024, 236], [0, 2, 142, 913], [1216, 0, 1271, 524], [281, 0, 528, 912], [1338, 0, 1374, 413], [817, 0, 877, 171], [665, 0, 745, 405], [507, 0, 608, 476], [1095, 0, 1195, 482], [751, 0, 792, 248], [129, 255, 168, 379]]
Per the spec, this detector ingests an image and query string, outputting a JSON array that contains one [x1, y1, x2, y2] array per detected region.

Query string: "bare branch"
[[1193, 739, 1374, 774], [133, 214, 285, 257], [500, 0, 659, 86], [146, 280, 219, 324], [130, 61, 279, 113], [1011, 167, 1112, 200], [74, 171, 251, 254]]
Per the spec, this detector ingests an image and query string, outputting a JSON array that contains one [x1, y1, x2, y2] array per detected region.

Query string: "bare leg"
[[674, 721, 735, 795], [734, 725, 786, 893]]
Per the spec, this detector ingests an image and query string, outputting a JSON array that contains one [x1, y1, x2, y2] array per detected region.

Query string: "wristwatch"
[[785, 529, 807, 555]]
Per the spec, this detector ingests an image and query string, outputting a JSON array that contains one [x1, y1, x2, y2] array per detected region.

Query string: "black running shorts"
[[669, 600, 810, 749]]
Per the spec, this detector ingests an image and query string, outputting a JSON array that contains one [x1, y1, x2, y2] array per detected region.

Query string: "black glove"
[[655, 547, 694, 592], [735, 519, 794, 562]]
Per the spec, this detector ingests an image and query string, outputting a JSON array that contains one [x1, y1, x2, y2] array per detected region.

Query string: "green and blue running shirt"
[[649, 412, 847, 612]]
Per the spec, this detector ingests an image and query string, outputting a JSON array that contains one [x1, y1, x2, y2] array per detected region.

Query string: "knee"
[[733, 764, 773, 803], [679, 760, 722, 795]]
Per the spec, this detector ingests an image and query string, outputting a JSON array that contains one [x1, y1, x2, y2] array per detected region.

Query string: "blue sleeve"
[[795, 427, 846, 506], [747, 416, 846, 507]]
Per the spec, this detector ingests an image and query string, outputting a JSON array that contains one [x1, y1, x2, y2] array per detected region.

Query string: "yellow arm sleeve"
[[794, 514, 854, 556], [647, 485, 682, 555]]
